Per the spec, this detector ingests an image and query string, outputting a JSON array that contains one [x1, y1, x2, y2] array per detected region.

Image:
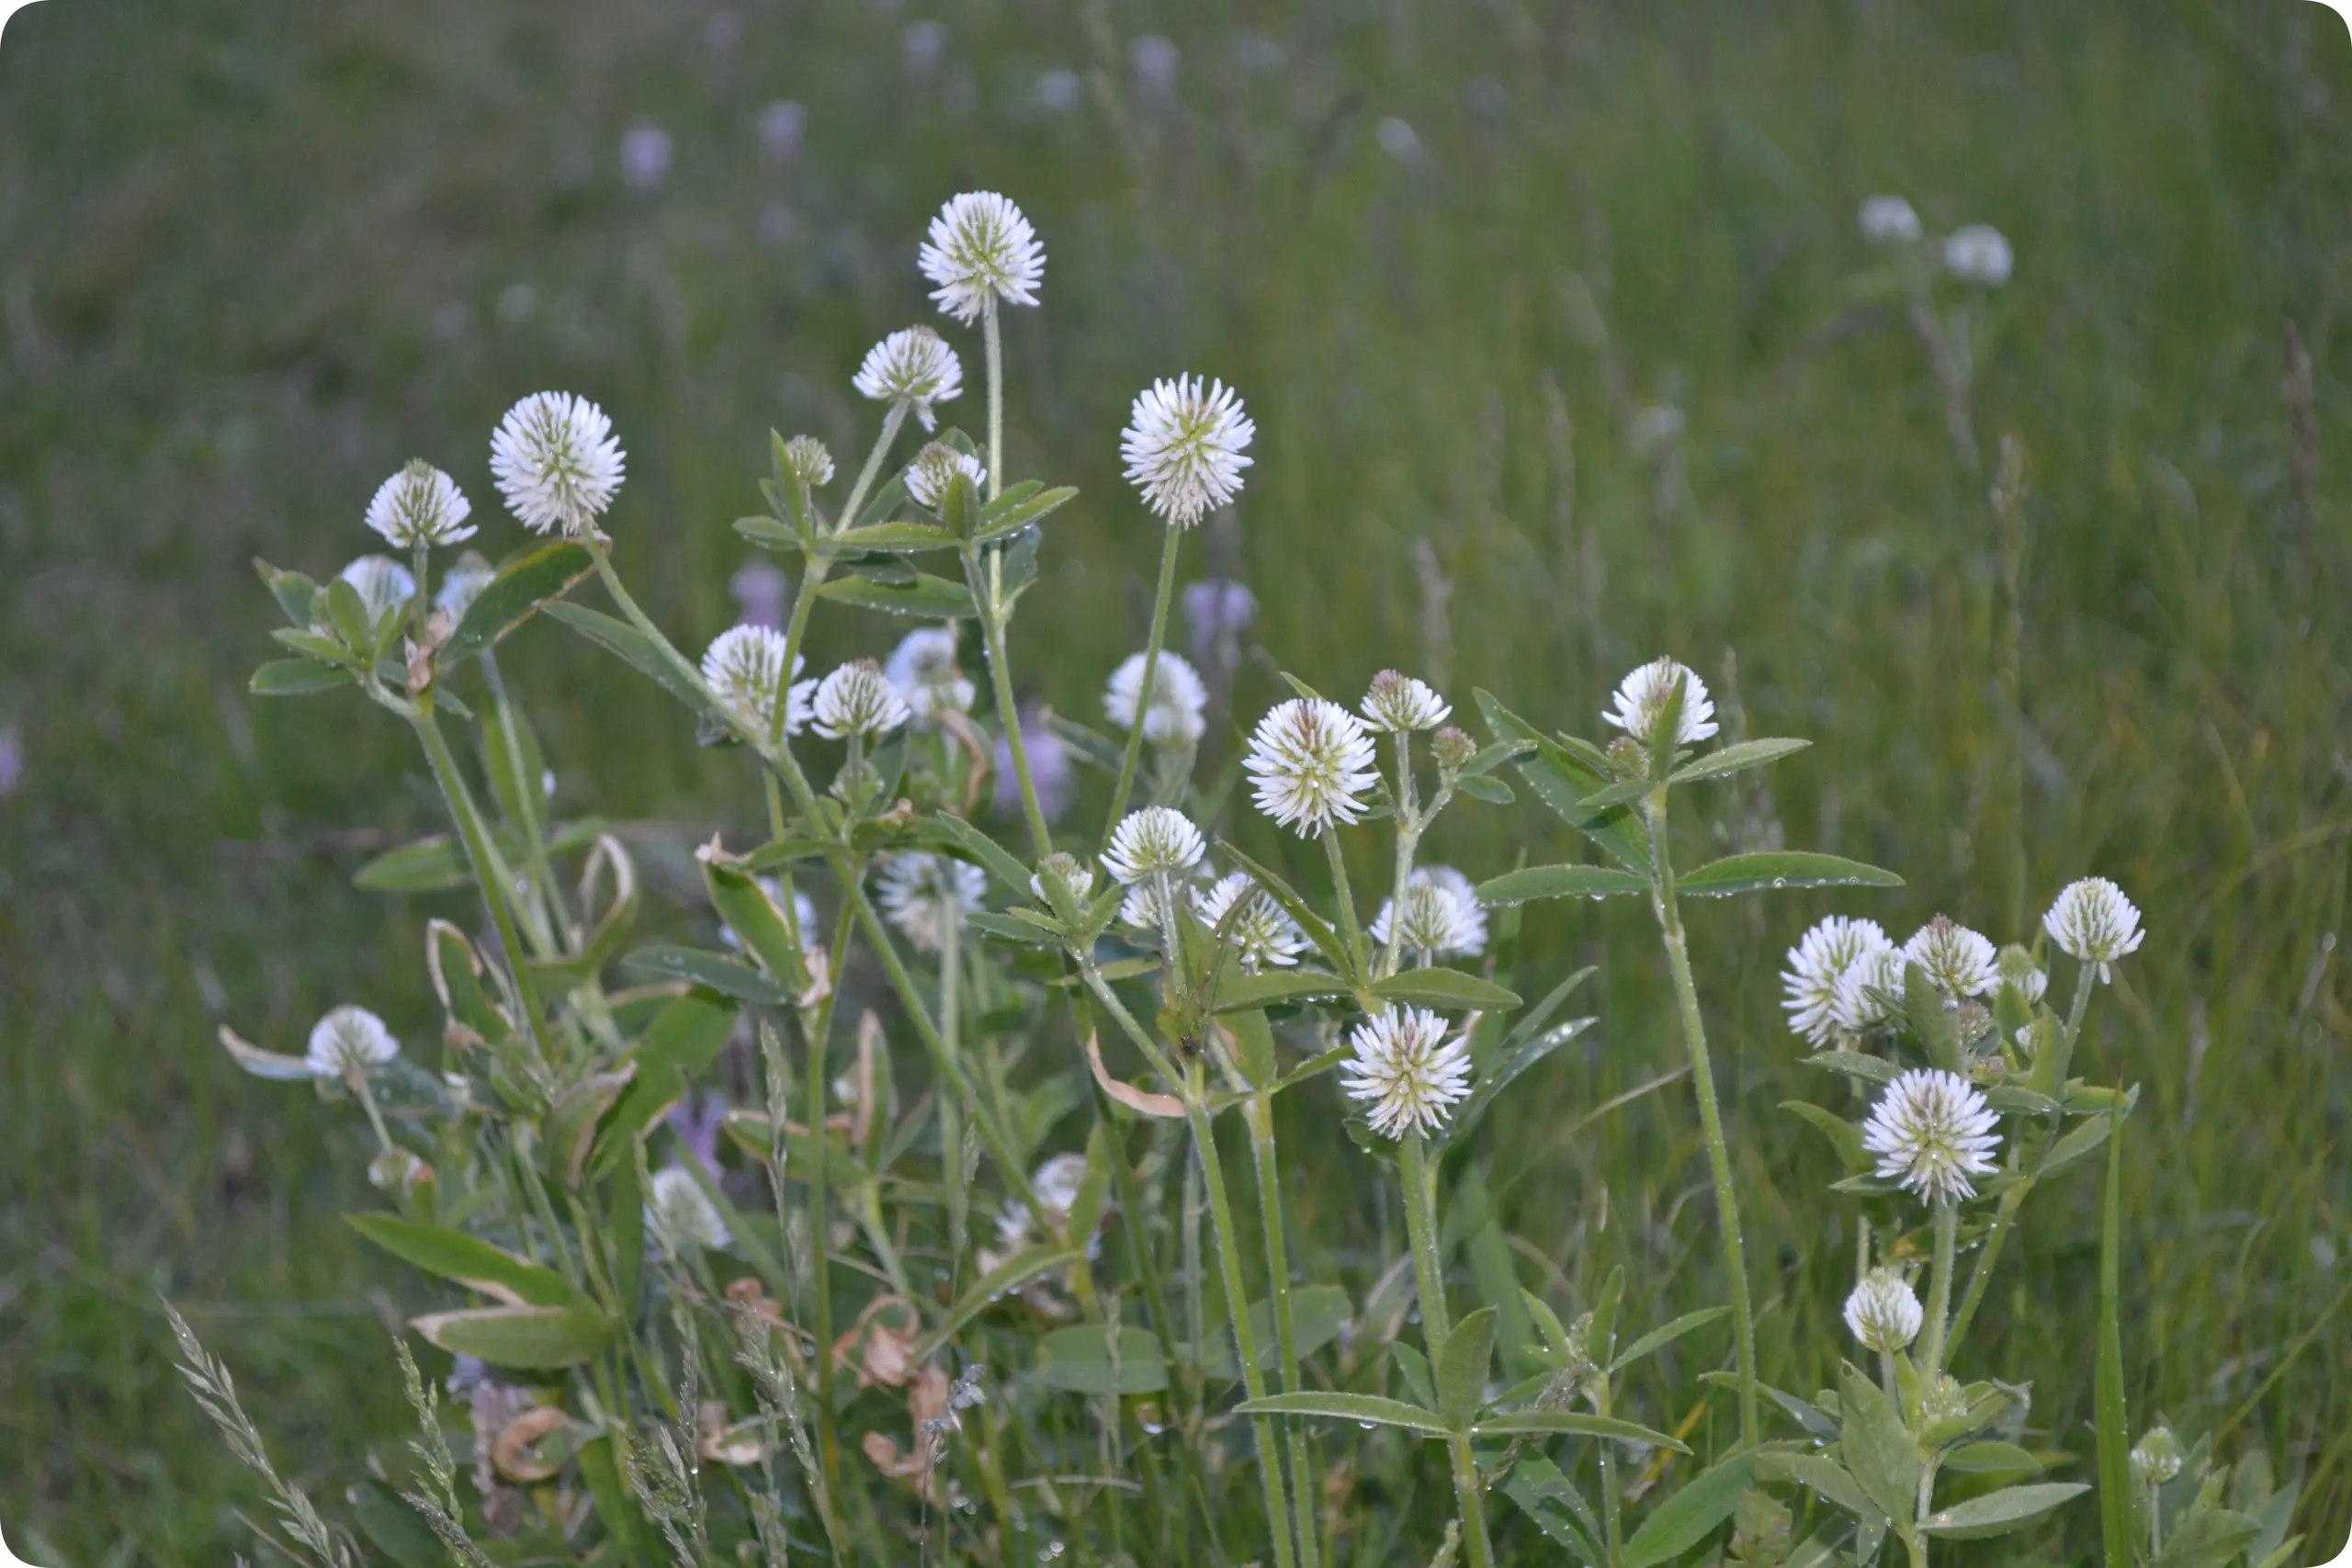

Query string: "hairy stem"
[[1103, 523, 1182, 837], [839, 402, 910, 534], [1248, 1092, 1320, 1568], [1321, 827, 1366, 976], [413, 707, 550, 1048], [965, 542, 1054, 858], [984, 299, 1005, 502], [1923, 1198, 1959, 1377], [1401, 1134, 1495, 1568]]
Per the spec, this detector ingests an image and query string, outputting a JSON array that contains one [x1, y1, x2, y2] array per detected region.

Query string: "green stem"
[[1923, 1199, 1958, 1377], [1103, 523, 1182, 837], [1248, 1093, 1320, 1568], [942, 897, 970, 1276], [1401, 1134, 1495, 1568], [1321, 827, 1367, 976], [1596, 1371, 1624, 1568], [840, 403, 910, 534], [413, 708, 550, 1048], [983, 298, 1005, 502], [482, 651, 569, 943], [964, 542, 1053, 859], [1378, 731, 1423, 979]]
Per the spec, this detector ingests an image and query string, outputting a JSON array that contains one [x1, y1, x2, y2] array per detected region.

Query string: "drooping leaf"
[[623, 945, 798, 1008], [1667, 739, 1812, 785], [1471, 1411, 1689, 1451], [916, 1245, 1082, 1357], [1373, 967, 1521, 1012], [544, 1066, 635, 1189], [1918, 1483, 2090, 1541], [592, 987, 740, 1178], [409, 1305, 614, 1370], [1623, 1452, 1758, 1567], [250, 658, 355, 696], [1673, 852, 1904, 899], [1476, 863, 1650, 908], [441, 542, 596, 665], [346, 1214, 584, 1308], [542, 601, 706, 711]]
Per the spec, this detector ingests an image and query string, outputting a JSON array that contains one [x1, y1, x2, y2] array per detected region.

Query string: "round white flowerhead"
[[1858, 195, 1923, 246], [1105, 649, 1209, 746], [1371, 865, 1487, 963], [1342, 1006, 1475, 1140], [1831, 944, 1908, 1033], [1030, 852, 1097, 907], [1102, 807, 1207, 886], [1000, 1150, 1092, 1247], [1120, 375, 1254, 528], [2041, 877, 2144, 983], [365, 459, 475, 548], [1119, 876, 1193, 935], [434, 551, 496, 620], [648, 1164, 730, 1253], [812, 660, 910, 739], [306, 1004, 400, 1078], [884, 626, 975, 725], [1903, 916, 1999, 1000], [1996, 943, 2049, 1005], [1197, 871, 1306, 972], [1781, 916, 1894, 1047], [919, 191, 1045, 323], [2130, 1427, 2183, 1485], [490, 391, 627, 536], [702, 625, 813, 738], [1244, 698, 1379, 836], [1361, 670, 1450, 734], [1861, 1068, 2000, 1205], [779, 434, 835, 488], [1843, 1269, 1924, 1354], [876, 852, 987, 953], [1943, 223, 2013, 288], [905, 442, 987, 511], [854, 326, 964, 431], [1604, 657, 1719, 747], [337, 555, 417, 628]]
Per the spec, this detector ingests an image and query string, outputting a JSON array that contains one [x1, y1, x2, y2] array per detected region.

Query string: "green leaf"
[[1674, 852, 1905, 899], [354, 819, 606, 894], [1840, 1362, 1924, 1526], [973, 483, 1079, 541], [2150, 1502, 2262, 1568], [1453, 773, 1516, 807], [2039, 1088, 2138, 1176], [1472, 1411, 1690, 1450], [576, 1432, 647, 1562], [1437, 1307, 1498, 1427], [409, 1304, 615, 1369], [966, 910, 1062, 947], [1373, 968, 1521, 1012], [1610, 1306, 1732, 1373], [829, 520, 960, 552], [2096, 1099, 2132, 1568], [816, 571, 978, 618], [1668, 739, 1812, 785], [1216, 840, 1351, 980], [1212, 971, 1351, 1013], [917, 1245, 1082, 1358], [1941, 1441, 2043, 1475], [703, 857, 810, 992], [1476, 863, 1650, 908], [734, 513, 797, 551], [1233, 1391, 1450, 1437], [1392, 1340, 1437, 1409], [1443, 1017, 1593, 1149], [1188, 1286, 1354, 1377], [1476, 690, 1652, 874], [1754, 1452, 1884, 1523], [622, 945, 797, 1008], [1920, 1483, 2090, 1540], [1502, 1463, 1607, 1567], [1802, 1050, 1902, 1088], [915, 812, 1033, 897], [1781, 1100, 1872, 1173], [347, 1478, 446, 1568], [346, 1213, 584, 1307], [542, 601, 706, 710], [1623, 1452, 1758, 1567], [1038, 1325, 1170, 1394], [250, 658, 354, 696], [544, 1066, 635, 1190], [269, 627, 359, 665], [440, 542, 596, 665], [254, 558, 322, 628]]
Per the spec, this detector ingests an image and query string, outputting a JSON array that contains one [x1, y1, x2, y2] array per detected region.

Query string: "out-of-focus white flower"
[[1361, 670, 1450, 734], [1131, 34, 1179, 99], [875, 852, 986, 953], [905, 443, 987, 511], [1030, 852, 1096, 907], [1832, 944, 1908, 1033], [883, 626, 974, 724], [1120, 376, 1254, 528], [2042, 877, 2145, 983], [1943, 223, 2012, 287], [1102, 807, 1206, 886], [1182, 579, 1256, 673], [648, 1164, 729, 1251], [812, 660, 910, 739], [1843, 1269, 1924, 1353], [1858, 195, 1923, 245], [854, 327, 963, 432], [1628, 403, 1687, 456], [998, 1151, 1091, 1247], [1342, 1007, 1474, 1139], [703, 625, 813, 738], [1034, 68, 1082, 113], [619, 124, 673, 189], [1244, 698, 1378, 836], [757, 100, 806, 164], [307, 1005, 400, 1078], [1104, 650, 1208, 746], [336, 556, 417, 628], [1119, 877, 1193, 935], [1781, 916, 1894, 1046], [1904, 916, 2000, 1000], [2130, 1427, 2183, 1485], [491, 391, 626, 536], [1996, 944, 2049, 1005], [918, 191, 1044, 323], [1197, 871, 1306, 971], [1371, 866, 1486, 963], [1603, 657, 1718, 746], [996, 701, 1072, 822], [1375, 118, 1422, 161], [779, 435, 834, 488], [435, 552, 496, 620], [364, 460, 475, 548], [1861, 1068, 2000, 1205], [903, 19, 948, 78]]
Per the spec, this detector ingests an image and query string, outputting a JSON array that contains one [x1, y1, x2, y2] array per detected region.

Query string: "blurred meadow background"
[[4, 0, 2350, 1561]]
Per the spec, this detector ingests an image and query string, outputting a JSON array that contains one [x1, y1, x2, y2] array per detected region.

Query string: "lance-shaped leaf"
[[544, 1066, 636, 1189], [529, 835, 640, 992], [828, 520, 960, 553], [1436, 1307, 1499, 1427], [1477, 863, 1649, 908], [440, 542, 595, 665], [1087, 1032, 1184, 1120], [2037, 1084, 2139, 1177], [916, 812, 1033, 897], [1373, 968, 1521, 1012], [251, 659, 354, 696], [1918, 1483, 2090, 1540], [1667, 738, 1812, 785], [1940, 1441, 2043, 1475], [700, 846, 810, 992], [410, 1305, 615, 1370], [916, 1245, 1083, 1358], [1039, 1325, 1170, 1394], [1673, 852, 1904, 899], [592, 987, 741, 1178], [966, 909, 1062, 947], [1442, 1017, 1592, 1150], [972, 481, 1079, 541], [1476, 690, 1652, 873], [1622, 1452, 1758, 1568], [355, 819, 608, 894], [215, 1024, 316, 1081], [542, 602, 706, 711], [816, 571, 978, 618], [1211, 971, 1351, 1014], [1610, 1305, 1731, 1373], [1216, 840, 1352, 981], [346, 1214, 585, 1308], [1472, 1411, 1690, 1451], [1183, 1286, 1355, 1377], [1781, 1100, 1872, 1173], [624, 946, 798, 1008], [1233, 1392, 1452, 1437], [1840, 1362, 1924, 1525], [1755, 1452, 1885, 1524]]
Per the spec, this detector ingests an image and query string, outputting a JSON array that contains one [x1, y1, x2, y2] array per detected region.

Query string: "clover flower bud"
[[365, 459, 475, 547], [812, 660, 910, 739], [2041, 877, 2145, 983], [1904, 915, 2000, 1000], [779, 434, 835, 488], [1361, 670, 1450, 733], [1120, 375, 1255, 527], [2130, 1427, 2182, 1485], [1341, 1007, 1474, 1139], [1603, 656, 1718, 746], [369, 1146, 433, 1194], [1431, 726, 1477, 773], [853, 327, 963, 431], [905, 443, 987, 511], [1842, 1269, 1924, 1354], [490, 391, 626, 536], [919, 191, 1045, 323], [1996, 943, 2048, 1005]]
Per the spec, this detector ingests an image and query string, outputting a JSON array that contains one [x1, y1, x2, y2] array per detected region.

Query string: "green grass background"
[[3, 0, 2348, 1561]]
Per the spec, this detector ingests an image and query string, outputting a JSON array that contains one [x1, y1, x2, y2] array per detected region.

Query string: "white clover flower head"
[[702, 625, 814, 738], [490, 391, 627, 536], [1943, 223, 2013, 288], [1603, 657, 1719, 747], [365, 459, 476, 548], [1361, 670, 1451, 733], [1244, 698, 1379, 836], [918, 191, 1045, 322], [434, 552, 496, 620], [1342, 1007, 1475, 1140], [1996, 944, 2049, 1005], [1858, 195, 1923, 245], [812, 660, 910, 739], [1862, 1068, 2001, 1205], [997, 1151, 1092, 1248], [368, 1146, 432, 1194], [1371, 865, 1487, 963], [2041, 877, 2145, 983], [1781, 916, 1894, 1046], [905, 442, 988, 511], [306, 1004, 401, 1078], [1119, 876, 1193, 935], [1831, 944, 1908, 1033], [647, 1164, 730, 1252], [1030, 852, 1096, 906], [884, 626, 976, 724], [780, 434, 835, 488], [1842, 1269, 1924, 1354], [853, 326, 964, 431], [1104, 649, 1209, 746], [336, 556, 418, 628], [1102, 807, 1207, 886], [1198, 871, 1306, 972], [876, 852, 987, 953], [2130, 1427, 2183, 1485], [1120, 375, 1255, 527], [1904, 916, 2000, 1001]]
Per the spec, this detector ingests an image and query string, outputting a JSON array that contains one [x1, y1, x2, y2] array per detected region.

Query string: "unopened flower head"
[[2130, 1427, 2183, 1485], [1431, 726, 1477, 773], [1102, 807, 1206, 886], [1105, 649, 1208, 746], [1603, 657, 1719, 746], [1843, 1269, 1924, 1354], [337, 556, 417, 627], [490, 391, 626, 536], [1342, 1006, 1474, 1139], [1858, 195, 1923, 245], [1372, 865, 1487, 962], [1996, 944, 2049, 1005], [1120, 375, 1254, 527], [648, 1164, 730, 1252], [1862, 1068, 2000, 1205], [853, 326, 964, 431], [1030, 852, 1096, 907], [702, 625, 814, 738], [2042, 877, 2144, 983], [1361, 671, 1450, 733], [434, 552, 496, 619], [1244, 698, 1379, 836], [306, 1004, 400, 1078], [876, 852, 987, 953], [1904, 916, 1999, 1000], [812, 660, 910, 739], [1831, 944, 1908, 1032], [905, 442, 987, 511], [779, 434, 834, 488], [918, 191, 1045, 322], [1781, 916, 1894, 1046], [1197, 871, 1306, 972], [884, 626, 975, 724], [365, 459, 475, 547], [1943, 223, 2013, 287]]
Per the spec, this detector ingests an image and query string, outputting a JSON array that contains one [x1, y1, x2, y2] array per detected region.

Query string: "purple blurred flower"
[[758, 100, 806, 165], [666, 1091, 728, 1176], [996, 701, 1072, 823], [0, 725, 19, 798], [904, 20, 947, 77], [1132, 35, 1179, 102], [731, 559, 789, 630], [1182, 579, 1255, 682], [619, 124, 673, 190]]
